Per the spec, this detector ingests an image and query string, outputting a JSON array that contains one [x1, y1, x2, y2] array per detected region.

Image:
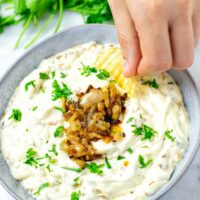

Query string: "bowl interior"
[[0, 24, 200, 200]]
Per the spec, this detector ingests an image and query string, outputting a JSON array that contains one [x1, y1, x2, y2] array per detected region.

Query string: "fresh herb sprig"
[[54, 126, 64, 137], [25, 80, 36, 91], [80, 63, 110, 80], [24, 148, 38, 167], [51, 80, 72, 101], [70, 190, 81, 200], [133, 124, 157, 141], [9, 109, 22, 121], [39, 72, 50, 80], [138, 155, 153, 169], [34, 182, 49, 196], [86, 162, 104, 175], [48, 144, 58, 156], [62, 167, 82, 173], [165, 130, 176, 141], [105, 157, 112, 169], [141, 78, 159, 89], [0, 0, 112, 48], [54, 106, 66, 113]]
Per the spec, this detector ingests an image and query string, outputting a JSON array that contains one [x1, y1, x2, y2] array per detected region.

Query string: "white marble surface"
[[0, 11, 200, 200]]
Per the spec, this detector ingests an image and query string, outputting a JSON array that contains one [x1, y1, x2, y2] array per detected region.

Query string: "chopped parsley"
[[48, 144, 58, 156], [39, 72, 49, 80], [80, 63, 97, 77], [73, 177, 80, 187], [138, 155, 153, 169], [165, 130, 176, 141], [25, 80, 36, 91], [9, 109, 22, 122], [109, 79, 117, 83], [127, 117, 134, 123], [54, 126, 64, 137], [141, 78, 159, 89], [40, 87, 46, 93], [32, 106, 38, 111], [133, 124, 157, 141], [49, 158, 57, 164], [127, 147, 133, 154], [54, 106, 66, 113], [86, 162, 104, 175], [51, 71, 56, 79], [70, 191, 81, 200], [105, 157, 112, 169], [62, 167, 82, 173], [117, 155, 125, 160], [51, 80, 72, 101], [60, 72, 67, 78], [46, 164, 52, 172], [96, 69, 110, 80], [24, 148, 38, 167], [34, 182, 49, 196], [45, 153, 52, 160], [80, 63, 110, 80]]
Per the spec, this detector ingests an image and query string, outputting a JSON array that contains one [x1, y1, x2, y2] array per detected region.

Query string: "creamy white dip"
[[0, 42, 189, 200]]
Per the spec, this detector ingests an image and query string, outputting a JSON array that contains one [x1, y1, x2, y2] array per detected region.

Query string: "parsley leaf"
[[73, 177, 80, 187], [39, 72, 49, 80], [54, 126, 64, 137], [70, 191, 81, 200], [46, 164, 52, 172], [127, 117, 134, 123], [133, 124, 157, 141], [32, 106, 38, 111], [141, 78, 159, 89], [24, 148, 38, 167], [105, 157, 112, 169], [25, 80, 35, 91], [60, 72, 67, 78], [34, 182, 49, 196], [127, 147, 133, 154], [138, 155, 153, 169], [86, 162, 104, 175], [48, 144, 58, 156], [80, 63, 97, 77], [54, 106, 66, 113], [51, 80, 72, 101], [9, 109, 22, 122], [51, 71, 56, 79], [41, 87, 46, 93], [165, 130, 176, 141], [96, 69, 110, 80], [62, 167, 82, 173], [117, 155, 125, 160]]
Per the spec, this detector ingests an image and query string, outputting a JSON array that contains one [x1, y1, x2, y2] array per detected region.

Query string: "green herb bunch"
[[0, 0, 113, 48]]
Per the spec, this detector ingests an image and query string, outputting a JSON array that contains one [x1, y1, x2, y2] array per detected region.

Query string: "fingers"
[[192, 11, 200, 47], [125, 1, 172, 75], [109, 0, 141, 77], [170, 18, 194, 70]]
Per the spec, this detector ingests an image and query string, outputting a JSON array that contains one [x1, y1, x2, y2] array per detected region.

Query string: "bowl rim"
[[0, 24, 200, 200]]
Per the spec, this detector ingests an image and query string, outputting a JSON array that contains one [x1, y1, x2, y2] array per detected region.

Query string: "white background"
[[0, 11, 200, 200]]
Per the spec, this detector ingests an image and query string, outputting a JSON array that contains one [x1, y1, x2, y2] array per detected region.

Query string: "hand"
[[109, 0, 200, 76]]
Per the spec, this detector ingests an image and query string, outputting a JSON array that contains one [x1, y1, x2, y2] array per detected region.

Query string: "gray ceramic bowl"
[[0, 24, 200, 200]]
